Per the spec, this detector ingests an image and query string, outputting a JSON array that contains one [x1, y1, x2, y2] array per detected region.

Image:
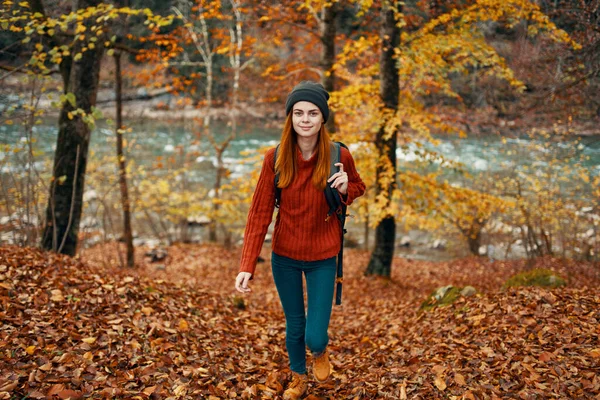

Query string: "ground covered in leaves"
[[1, 243, 600, 399]]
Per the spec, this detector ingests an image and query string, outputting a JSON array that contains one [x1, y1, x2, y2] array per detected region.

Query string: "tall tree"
[[41, 0, 105, 256], [321, 2, 337, 132], [110, 0, 136, 267], [6, 0, 174, 256], [365, 0, 401, 277], [114, 50, 135, 267]]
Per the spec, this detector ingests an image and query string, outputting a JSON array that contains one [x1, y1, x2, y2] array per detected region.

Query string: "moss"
[[503, 268, 566, 289], [420, 285, 462, 311]]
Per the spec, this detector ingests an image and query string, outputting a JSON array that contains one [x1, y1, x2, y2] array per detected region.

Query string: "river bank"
[[3, 81, 600, 136]]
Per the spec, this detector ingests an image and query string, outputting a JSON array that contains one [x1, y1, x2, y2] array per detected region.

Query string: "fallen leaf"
[[434, 375, 447, 391], [47, 384, 65, 396], [38, 363, 52, 371], [178, 318, 189, 332], [589, 348, 600, 358], [57, 389, 82, 399], [0, 381, 18, 392], [462, 391, 476, 400], [400, 380, 407, 399], [141, 306, 153, 315], [539, 351, 553, 362], [432, 365, 446, 375], [143, 386, 157, 395], [50, 289, 64, 301]]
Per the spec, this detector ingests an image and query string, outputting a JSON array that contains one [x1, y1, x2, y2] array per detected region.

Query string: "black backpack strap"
[[274, 144, 281, 208], [323, 141, 348, 306], [324, 142, 343, 222]]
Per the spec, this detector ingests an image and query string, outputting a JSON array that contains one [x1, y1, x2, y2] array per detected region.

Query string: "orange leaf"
[[143, 386, 157, 395], [539, 352, 553, 362], [57, 390, 82, 399], [434, 375, 447, 391], [590, 348, 600, 358], [178, 318, 190, 332], [141, 306, 153, 315], [47, 384, 65, 396]]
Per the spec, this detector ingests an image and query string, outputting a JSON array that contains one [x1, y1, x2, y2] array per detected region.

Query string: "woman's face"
[[292, 101, 323, 140]]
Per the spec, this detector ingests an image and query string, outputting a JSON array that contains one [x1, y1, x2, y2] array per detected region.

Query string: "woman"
[[234, 81, 365, 400]]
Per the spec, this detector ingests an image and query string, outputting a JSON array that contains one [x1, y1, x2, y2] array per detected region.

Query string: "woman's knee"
[[305, 330, 328, 354]]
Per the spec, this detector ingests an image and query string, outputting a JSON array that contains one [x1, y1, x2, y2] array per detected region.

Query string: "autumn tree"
[[331, 0, 576, 269], [364, 0, 401, 277], [36, 0, 107, 256], [1, 1, 173, 256]]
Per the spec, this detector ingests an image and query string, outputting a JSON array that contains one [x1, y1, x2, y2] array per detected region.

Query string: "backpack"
[[273, 141, 348, 305]]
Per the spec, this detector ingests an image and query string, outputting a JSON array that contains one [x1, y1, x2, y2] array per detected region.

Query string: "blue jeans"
[[271, 252, 337, 374]]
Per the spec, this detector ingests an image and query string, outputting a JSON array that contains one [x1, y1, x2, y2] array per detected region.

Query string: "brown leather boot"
[[312, 349, 331, 382], [283, 372, 308, 400]]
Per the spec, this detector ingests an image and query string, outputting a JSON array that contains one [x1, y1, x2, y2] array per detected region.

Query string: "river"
[[2, 118, 600, 260]]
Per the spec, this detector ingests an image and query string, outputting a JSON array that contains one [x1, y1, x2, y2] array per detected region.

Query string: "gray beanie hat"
[[285, 81, 330, 122]]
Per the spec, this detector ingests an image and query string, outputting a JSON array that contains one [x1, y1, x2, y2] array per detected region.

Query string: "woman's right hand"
[[235, 272, 253, 293]]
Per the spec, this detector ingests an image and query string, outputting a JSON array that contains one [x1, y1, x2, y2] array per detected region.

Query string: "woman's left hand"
[[328, 162, 348, 195]]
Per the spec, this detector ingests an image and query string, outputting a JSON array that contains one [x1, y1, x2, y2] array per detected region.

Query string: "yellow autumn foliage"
[[331, 0, 577, 251]]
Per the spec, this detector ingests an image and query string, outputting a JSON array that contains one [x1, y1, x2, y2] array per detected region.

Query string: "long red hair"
[[275, 114, 332, 191]]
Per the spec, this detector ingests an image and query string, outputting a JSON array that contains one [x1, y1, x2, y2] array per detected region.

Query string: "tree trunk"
[[365, 0, 401, 277], [209, 0, 242, 243], [364, 214, 370, 251], [209, 148, 223, 242], [115, 52, 135, 267], [321, 3, 336, 133], [367, 217, 396, 275], [41, 0, 104, 256], [467, 230, 482, 256]]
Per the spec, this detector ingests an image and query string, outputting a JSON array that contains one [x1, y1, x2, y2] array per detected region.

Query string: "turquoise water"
[[0, 119, 281, 185], [2, 119, 600, 186]]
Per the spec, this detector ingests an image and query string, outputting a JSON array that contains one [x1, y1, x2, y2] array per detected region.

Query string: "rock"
[[145, 248, 168, 263], [420, 285, 461, 311], [461, 286, 477, 297], [433, 285, 454, 301], [187, 215, 211, 226], [399, 236, 411, 247], [431, 239, 447, 250]]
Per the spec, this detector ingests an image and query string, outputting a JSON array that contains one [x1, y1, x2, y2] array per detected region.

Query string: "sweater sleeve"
[[340, 147, 366, 206], [239, 148, 276, 277]]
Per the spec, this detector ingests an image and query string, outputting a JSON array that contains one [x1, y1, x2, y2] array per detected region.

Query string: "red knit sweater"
[[239, 145, 366, 276]]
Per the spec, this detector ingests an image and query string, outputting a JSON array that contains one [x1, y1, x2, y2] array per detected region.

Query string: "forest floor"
[[1, 243, 600, 399]]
